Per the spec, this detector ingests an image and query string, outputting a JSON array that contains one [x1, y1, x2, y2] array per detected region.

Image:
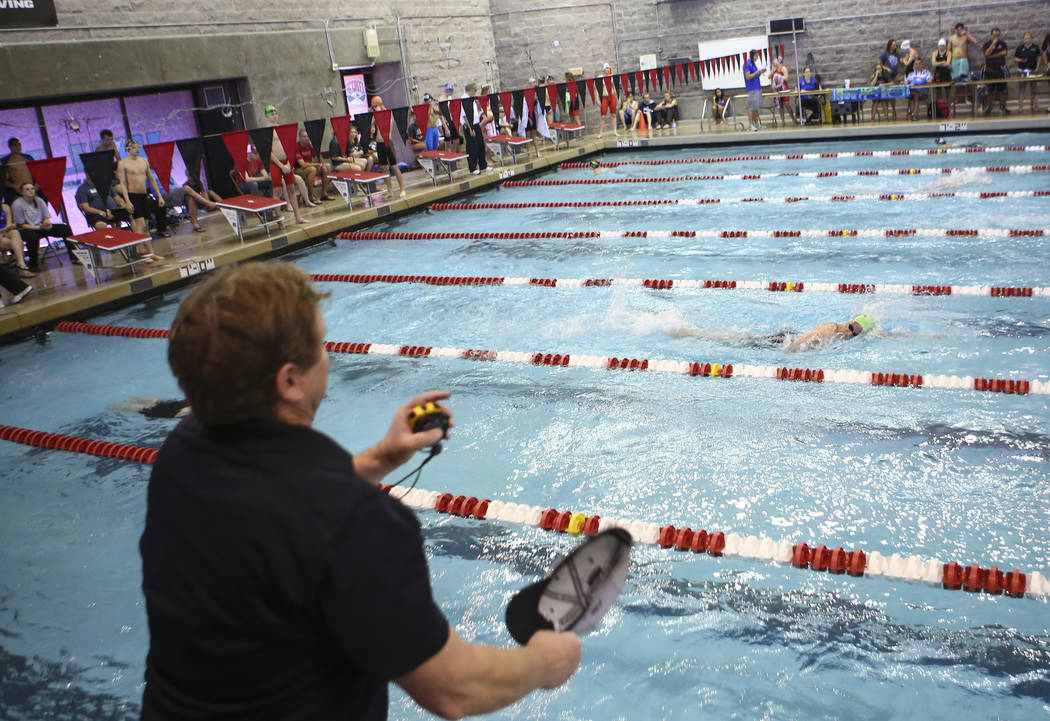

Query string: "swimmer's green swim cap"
[[264, 104, 278, 116], [851, 314, 874, 334]]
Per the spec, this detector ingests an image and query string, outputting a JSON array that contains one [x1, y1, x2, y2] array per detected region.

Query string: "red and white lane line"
[[311, 273, 1050, 299], [0, 422, 1045, 601], [53, 322, 1049, 397], [339, 228, 1047, 241], [430, 189, 1050, 211], [503, 165, 1050, 185], [559, 145, 1050, 168], [385, 484, 1049, 600]]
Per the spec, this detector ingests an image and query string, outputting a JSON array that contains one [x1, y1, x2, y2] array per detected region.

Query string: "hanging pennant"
[[546, 84, 559, 109], [523, 87, 536, 113], [248, 128, 273, 177], [221, 129, 251, 177], [676, 63, 684, 85], [412, 104, 430, 136], [330, 116, 352, 155], [449, 98, 463, 128], [374, 109, 393, 144], [499, 91, 513, 122], [576, 79, 588, 106], [649, 69, 659, 91], [25, 157, 66, 215], [303, 118, 326, 156], [664, 65, 672, 88], [142, 141, 175, 192], [80, 150, 116, 208], [176, 137, 204, 183]]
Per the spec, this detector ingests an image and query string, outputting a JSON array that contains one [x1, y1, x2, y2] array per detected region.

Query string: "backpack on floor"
[[936, 99, 950, 118]]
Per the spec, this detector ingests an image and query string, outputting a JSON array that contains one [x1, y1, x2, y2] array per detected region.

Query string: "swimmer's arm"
[[669, 327, 747, 342]]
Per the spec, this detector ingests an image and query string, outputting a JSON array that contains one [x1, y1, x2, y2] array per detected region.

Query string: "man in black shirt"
[[140, 262, 580, 720]]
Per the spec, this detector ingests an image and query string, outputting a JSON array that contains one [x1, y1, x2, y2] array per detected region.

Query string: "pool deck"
[[2, 113, 1048, 342]]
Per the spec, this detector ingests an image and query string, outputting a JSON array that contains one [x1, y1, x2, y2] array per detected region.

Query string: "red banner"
[[567, 81, 578, 104], [664, 66, 672, 87], [648, 69, 658, 90], [676, 63, 684, 84], [449, 98, 463, 127], [523, 87, 536, 113], [374, 109, 392, 145], [603, 76, 614, 97], [330, 115, 352, 155], [221, 129, 251, 177], [143, 141, 174, 192], [585, 78, 596, 103], [499, 91, 512, 121], [546, 84, 558, 108], [411, 104, 429, 139], [26, 157, 66, 215]]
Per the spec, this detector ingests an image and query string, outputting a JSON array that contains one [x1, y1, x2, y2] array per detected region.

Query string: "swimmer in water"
[[110, 396, 190, 419], [784, 314, 874, 351], [673, 314, 875, 351], [934, 137, 986, 148], [589, 159, 603, 174]]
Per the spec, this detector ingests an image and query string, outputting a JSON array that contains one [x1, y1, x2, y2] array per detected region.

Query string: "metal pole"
[[791, 28, 802, 124], [396, 16, 413, 103]]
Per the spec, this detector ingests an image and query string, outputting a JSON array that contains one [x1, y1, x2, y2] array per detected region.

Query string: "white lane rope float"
[[54, 322, 1048, 397], [311, 273, 1049, 298]]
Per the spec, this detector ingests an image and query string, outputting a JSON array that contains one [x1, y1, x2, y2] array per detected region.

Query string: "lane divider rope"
[[310, 273, 1049, 298], [0, 422, 1045, 601], [338, 228, 1047, 241], [53, 322, 1048, 397], [559, 145, 1050, 168], [429, 189, 1050, 210], [502, 165, 1050, 185]]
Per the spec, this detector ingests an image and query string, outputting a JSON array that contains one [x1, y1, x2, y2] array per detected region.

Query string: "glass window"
[[41, 98, 124, 234], [125, 89, 199, 192]]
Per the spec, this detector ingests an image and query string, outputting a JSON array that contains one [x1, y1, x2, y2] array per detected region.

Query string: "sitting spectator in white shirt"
[[12, 182, 75, 269], [906, 57, 934, 120]]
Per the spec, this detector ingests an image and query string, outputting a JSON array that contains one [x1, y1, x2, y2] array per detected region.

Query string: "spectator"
[[1015, 32, 1042, 112], [12, 182, 75, 269], [743, 49, 764, 131], [2, 138, 35, 205], [438, 83, 460, 153], [117, 138, 170, 261], [141, 262, 581, 720], [982, 28, 1009, 115], [479, 85, 499, 165], [931, 38, 953, 108], [264, 105, 309, 224], [369, 96, 407, 198], [95, 129, 120, 167], [906, 57, 933, 120], [76, 176, 130, 231], [294, 128, 334, 203], [899, 40, 920, 77], [712, 88, 728, 123], [0, 260, 32, 305], [653, 90, 679, 129], [421, 93, 443, 151], [0, 200, 33, 276], [597, 63, 618, 138], [239, 148, 273, 196], [621, 91, 639, 132], [459, 82, 488, 175], [949, 23, 978, 80], [768, 59, 793, 126], [637, 92, 656, 130], [564, 72, 581, 122], [406, 120, 426, 154], [870, 58, 895, 122], [180, 176, 223, 233], [880, 39, 901, 81], [328, 126, 373, 172], [798, 66, 823, 125]]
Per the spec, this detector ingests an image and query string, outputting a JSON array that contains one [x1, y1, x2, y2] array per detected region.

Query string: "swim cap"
[[444, 82, 454, 92], [264, 104, 277, 116], [589, 159, 601, 169], [371, 96, 383, 107], [850, 314, 874, 334], [935, 137, 947, 145]]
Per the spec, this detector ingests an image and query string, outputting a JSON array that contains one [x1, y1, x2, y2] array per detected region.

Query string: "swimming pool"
[[1, 131, 1048, 720]]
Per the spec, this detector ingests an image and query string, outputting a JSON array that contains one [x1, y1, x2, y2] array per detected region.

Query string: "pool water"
[[1, 132, 1048, 720]]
